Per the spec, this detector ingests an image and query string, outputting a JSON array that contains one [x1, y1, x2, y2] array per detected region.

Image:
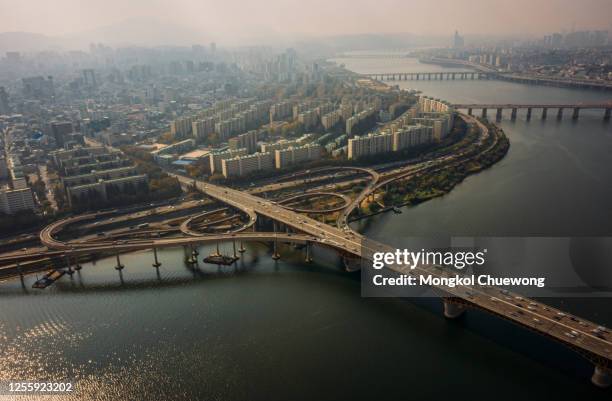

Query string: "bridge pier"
[[232, 240, 238, 259], [114, 249, 124, 270], [305, 241, 313, 263], [428, 73, 431, 80], [73, 254, 82, 271], [416, 73, 419, 80], [481, 108, 487, 119], [541, 107, 548, 120], [604, 108, 611, 121], [467, 108, 473, 116], [64, 254, 74, 275], [238, 241, 246, 253], [187, 244, 199, 264], [572, 107, 580, 120], [272, 222, 280, 260], [443, 299, 465, 319], [152, 247, 161, 268], [591, 365, 611, 388], [557, 108, 564, 120], [526, 108, 532, 121], [272, 240, 280, 260], [511, 108, 517, 120], [495, 108, 503, 121], [452, 73, 456, 80]]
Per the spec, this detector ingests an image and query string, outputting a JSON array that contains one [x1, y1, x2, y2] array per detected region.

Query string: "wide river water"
[[1, 57, 611, 400]]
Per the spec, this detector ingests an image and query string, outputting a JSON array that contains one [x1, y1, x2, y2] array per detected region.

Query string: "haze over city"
[[1, 0, 611, 48], [1, 0, 611, 399]]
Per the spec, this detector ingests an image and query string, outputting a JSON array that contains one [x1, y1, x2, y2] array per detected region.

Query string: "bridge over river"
[[453, 102, 612, 121]]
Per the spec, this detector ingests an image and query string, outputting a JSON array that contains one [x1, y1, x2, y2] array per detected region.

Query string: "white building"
[[221, 152, 274, 178], [0, 187, 35, 214], [274, 144, 321, 169]]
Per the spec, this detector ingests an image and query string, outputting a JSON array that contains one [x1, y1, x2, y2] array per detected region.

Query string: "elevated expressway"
[[174, 162, 612, 387]]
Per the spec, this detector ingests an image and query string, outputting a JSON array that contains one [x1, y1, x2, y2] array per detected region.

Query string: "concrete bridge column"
[[232, 240, 238, 259], [238, 241, 246, 253], [604, 108, 611, 121], [591, 365, 611, 388], [114, 249, 124, 270], [443, 300, 465, 319], [428, 73, 431, 80], [541, 108, 548, 120], [526, 108, 532, 121], [64, 254, 74, 275], [416, 73, 419, 80], [572, 107, 580, 120], [495, 108, 503, 121], [73, 254, 82, 271], [439, 73, 444, 80], [557, 108, 564, 120], [470, 73, 475, 79], [272, 222, 280, 260], [481, 108, 488, 118], [185, 244, 198, 264], [152, 247, 161, 268], [511, 108, 517, 120], [305, 241, 313, 263], [452, 73, 456, 80], [467, 108, 473, 116]]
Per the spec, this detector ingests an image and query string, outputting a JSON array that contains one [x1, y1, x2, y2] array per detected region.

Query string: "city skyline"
[[0, 0, 611, 47]]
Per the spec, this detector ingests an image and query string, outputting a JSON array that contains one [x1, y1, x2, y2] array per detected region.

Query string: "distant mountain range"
[[0, 19, 449, 54], [0, 19, 211, 53]]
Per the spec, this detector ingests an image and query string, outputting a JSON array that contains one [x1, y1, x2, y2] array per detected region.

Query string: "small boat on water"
[[32, 269, 66, 289], [202, 254, 239, 266]]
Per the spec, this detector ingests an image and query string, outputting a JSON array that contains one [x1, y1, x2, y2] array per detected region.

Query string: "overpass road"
[[174, 172, 612, 387]]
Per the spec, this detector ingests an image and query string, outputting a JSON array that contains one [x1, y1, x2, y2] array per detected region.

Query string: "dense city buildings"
[[51, 146, 148, 208], [347, 97, 453, 159]]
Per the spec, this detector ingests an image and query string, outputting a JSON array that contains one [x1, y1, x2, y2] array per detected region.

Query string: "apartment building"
[[209, 148, 248, 174], [221, 152, 274, 178], [274, 144, 321, 169], [0, 187, 35, 214]]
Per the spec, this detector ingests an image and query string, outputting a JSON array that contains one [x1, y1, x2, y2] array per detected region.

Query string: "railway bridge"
[[453, 102, 612, 121]]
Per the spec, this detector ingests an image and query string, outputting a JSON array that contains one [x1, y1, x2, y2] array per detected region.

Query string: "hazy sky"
[[1, 0, 611, 42]]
